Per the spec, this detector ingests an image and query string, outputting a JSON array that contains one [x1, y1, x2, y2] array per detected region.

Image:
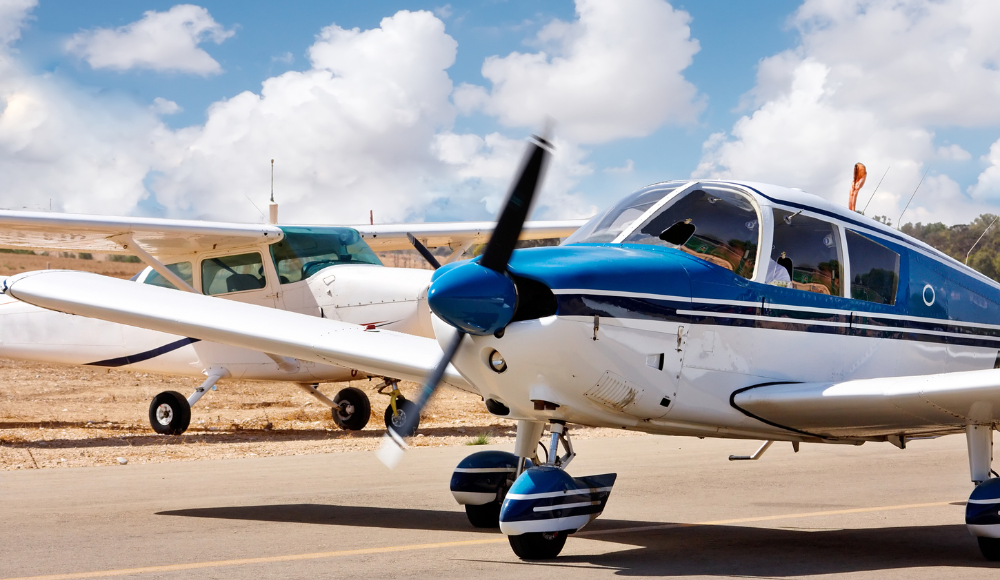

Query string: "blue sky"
[[3, 0, 1000, 226]]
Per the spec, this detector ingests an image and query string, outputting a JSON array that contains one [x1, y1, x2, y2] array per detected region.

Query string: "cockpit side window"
[[270, 226, 382, 285], [201, 252, 266, 295], [768, 210, 843, 296], [622, 186, 760, 279], [142, 262, 192, 291], [846, 230, 899, 305]]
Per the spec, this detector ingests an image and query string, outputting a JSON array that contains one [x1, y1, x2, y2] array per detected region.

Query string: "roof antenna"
[[966, 215, 999, 265], [268, 159, 278, 225], [861, 165, 890, 214], [896, 168, 928, 229]]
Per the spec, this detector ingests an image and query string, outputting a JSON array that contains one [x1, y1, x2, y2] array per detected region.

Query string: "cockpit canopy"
[[564, 181, 900, 304], [138, 226, 382, 294], [565, 182, 760, 279]]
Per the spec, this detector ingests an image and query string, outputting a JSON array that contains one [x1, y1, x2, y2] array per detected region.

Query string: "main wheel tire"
[[978, 537, 1000, 561], [383, 396, 420, 436], [149, 391, 191, 435], [465, 501, 502, 528], [508, 531, 568, 560], [332, 387, 371, 431]]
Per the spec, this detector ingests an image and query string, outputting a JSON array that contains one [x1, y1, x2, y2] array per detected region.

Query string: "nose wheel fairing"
[[499, 467, 616, 536]]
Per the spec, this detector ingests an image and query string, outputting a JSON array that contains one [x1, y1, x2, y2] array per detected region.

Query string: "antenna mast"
[[897, 169, 928, 228], [966, 215, 999, 265], [268, 159, 278, 224]]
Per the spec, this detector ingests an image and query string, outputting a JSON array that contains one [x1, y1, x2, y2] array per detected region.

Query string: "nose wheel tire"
[[332, 387, 371, 431], [384, 396, 420, 436], [465, 501, 502, 528], [507, 531, 568, 560], [148, 391, 191, 435]]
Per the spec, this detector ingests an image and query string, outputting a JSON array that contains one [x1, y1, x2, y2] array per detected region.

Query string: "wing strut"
[[111, 234, 197, 293]]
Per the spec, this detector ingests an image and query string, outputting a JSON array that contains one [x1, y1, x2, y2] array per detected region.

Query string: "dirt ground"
[[0, 251, 631, 471], [0, 359, 632, 470]]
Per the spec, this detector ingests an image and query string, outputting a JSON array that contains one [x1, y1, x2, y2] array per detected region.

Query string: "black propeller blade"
[[406, 233, 441, 270], [479, 134, 552, 273], [378, 134, 553, 467]]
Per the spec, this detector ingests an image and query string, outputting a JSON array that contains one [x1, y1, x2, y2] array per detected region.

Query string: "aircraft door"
[[199, 251, 278, 308]]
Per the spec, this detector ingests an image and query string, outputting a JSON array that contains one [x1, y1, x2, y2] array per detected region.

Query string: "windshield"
[[270, 226, 382, 284], [623, 185, 760, 279], [563, 181, 688, 244]]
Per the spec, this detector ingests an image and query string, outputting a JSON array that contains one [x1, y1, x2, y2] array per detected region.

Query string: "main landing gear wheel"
[[332, 387, 371, 431], [465, 501, 502, 528], [149, 391, 191, 435], [507, 531, 568, 560], [384, 396, 420, 436]]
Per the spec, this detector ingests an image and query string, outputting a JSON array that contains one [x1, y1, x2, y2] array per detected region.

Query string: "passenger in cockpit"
[[765, 257, 791, 284]]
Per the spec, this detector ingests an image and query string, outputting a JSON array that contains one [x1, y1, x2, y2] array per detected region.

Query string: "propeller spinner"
[[377, 134, 553, 467]]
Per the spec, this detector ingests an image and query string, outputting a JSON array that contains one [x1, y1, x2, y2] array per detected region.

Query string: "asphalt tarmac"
[[1, 432, 997, 579]]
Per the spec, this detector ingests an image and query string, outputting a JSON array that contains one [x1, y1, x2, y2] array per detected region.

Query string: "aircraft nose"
[[427, 263, 517, 336]]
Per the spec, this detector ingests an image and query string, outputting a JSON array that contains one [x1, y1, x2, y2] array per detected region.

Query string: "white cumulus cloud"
[[454, 0, 701, 145], [696, 0, 1000, 225], [0, 0, 35, 47], [66, 4, 234, 76]]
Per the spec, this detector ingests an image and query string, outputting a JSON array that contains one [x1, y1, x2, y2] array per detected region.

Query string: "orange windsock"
[[848, 162, 867, 211]]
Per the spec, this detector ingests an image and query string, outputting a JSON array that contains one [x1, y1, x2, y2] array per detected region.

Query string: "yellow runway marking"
[[3, 500, 959, 580]]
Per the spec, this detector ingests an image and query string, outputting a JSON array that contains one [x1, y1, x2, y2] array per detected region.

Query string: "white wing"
[[0, 210, 282, 257], [733, 372, 1000, 439], [3, 270, 471, 390], [355, 220, 588, 251], [0, 210, 586, 256]]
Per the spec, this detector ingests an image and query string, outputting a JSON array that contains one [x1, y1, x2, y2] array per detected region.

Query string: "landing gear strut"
[[965, 424, 1000, 560]]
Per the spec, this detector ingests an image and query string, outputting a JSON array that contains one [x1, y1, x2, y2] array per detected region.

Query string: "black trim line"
[[729, 381, 832, 440], [85, 338, 201, 367]]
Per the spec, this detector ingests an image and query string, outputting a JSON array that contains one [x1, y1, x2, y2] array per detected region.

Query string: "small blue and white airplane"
[[5, 136, 1000, 562]]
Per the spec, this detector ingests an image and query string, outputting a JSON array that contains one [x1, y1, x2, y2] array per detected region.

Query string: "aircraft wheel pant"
[[499, 466, 617, 559], [148, 391, 191, 435], [450, 450, 531, 528], [384, 396, 419, 436], [332, 387, 371, 431], [967, 478, 1000, 560]]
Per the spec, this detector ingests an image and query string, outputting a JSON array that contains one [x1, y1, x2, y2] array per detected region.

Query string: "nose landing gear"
[[378, 379, 420, 435], [450, 419, 617, 560]]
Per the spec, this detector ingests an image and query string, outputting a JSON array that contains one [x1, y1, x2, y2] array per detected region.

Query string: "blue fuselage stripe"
[[85, 337, 201, 368], [557, 294, 1000, 349]]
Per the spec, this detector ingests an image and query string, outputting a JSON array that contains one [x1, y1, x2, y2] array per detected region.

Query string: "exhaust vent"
[[585, 371, 639, 412]]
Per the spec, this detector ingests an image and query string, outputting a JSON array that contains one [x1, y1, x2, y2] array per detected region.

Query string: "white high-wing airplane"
[[6, 136, 1000, 562], [0, 208, 583, 434]]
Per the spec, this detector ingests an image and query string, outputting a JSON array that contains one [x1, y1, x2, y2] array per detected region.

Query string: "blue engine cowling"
[[499, 466, 616, 536], [967, 478, 1000, 538], [450, 450, 531, 506]]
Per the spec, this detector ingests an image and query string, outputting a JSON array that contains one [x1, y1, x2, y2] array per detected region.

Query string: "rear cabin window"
[[769, 210, 844, 296], [623, 186, 760, 279], [269, 226, 382, 284], [142, 262, 192, 291], [846, 230, 899, 305], [201, 252, 266, 295]]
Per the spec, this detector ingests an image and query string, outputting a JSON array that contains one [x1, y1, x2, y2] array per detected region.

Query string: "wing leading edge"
[[3, 270, 472, 392], [733, 372, 1000, 439]]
